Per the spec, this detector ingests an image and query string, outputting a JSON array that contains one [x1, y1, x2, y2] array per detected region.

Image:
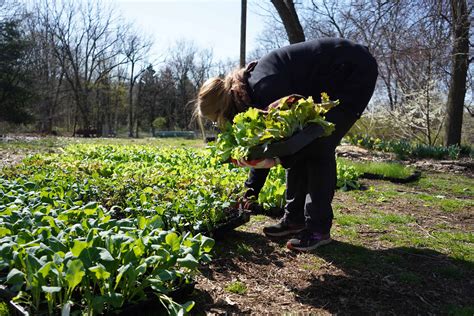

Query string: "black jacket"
[[246, 37, 377, 116]]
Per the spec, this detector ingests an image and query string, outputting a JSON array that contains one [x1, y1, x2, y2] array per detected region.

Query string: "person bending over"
[[195, 38, 378, 251]]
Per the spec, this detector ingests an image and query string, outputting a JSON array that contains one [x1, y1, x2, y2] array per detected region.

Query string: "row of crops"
[[0, 144, 360, 315]]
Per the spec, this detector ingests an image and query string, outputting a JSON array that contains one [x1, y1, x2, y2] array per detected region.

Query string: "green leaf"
[[114, 263, 131, 290], [6, 268, 25, 286], [165, 232, 180, 252], [135, 262, 147, 276], [91, 296, 107, 314], [156, 269, 175, 282], [160, 296, 195, 316], [140, 193, 147, 205], [89, 264, 111, 280], [182, 301, 195, 313], [132, 238, 146, 258], [149, 215, 164, 229], [200, 254, 212, 264], [138, 216, 147, 230], [83, 202, 98, 216], [65, 259, 85, 290], [38, 262, 53, 278], [200, 236, 215, 253], [104, 292, 124, 308], [177, 253, 198, 269], [0, 227, 11, 237], [71, 240, 88, 257], [97, 247, 115, 262]]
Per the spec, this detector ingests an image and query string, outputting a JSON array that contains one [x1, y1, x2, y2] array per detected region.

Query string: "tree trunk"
[[270, 0, 305, 44], [128, 63, 135, 137], [445, 0, 470, 146], [135, 119, 139, 138]]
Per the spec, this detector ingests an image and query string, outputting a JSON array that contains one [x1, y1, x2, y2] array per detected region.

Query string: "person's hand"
[[235, 197, 255, 210], [234, 196, 261, 213], [230, 158, 279, 169], [265, 94, 305, 110]]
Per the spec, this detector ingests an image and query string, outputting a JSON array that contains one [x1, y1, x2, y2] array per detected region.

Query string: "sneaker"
[[286, 230, 332, 251], [263, 220, 305, 237]]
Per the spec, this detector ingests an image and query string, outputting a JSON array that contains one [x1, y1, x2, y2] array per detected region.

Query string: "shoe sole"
[[264, 227, 305, 237], [286, 238, 332, 251]]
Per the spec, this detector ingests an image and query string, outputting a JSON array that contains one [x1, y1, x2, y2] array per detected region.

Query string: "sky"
[[113, 0, 268, 62]]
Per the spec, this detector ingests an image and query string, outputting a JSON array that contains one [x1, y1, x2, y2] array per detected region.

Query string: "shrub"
[[345, 134, 471, 160], [152, 117, 167, 130]]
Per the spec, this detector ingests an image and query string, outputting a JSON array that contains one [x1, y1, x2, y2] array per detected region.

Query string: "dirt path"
[[192, 177, 474, 315], [0, 150, 26, 169]]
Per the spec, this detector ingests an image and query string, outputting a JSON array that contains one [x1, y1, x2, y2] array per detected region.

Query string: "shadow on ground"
[[193, 229, 474, 315], [293, 240, 474, 314]]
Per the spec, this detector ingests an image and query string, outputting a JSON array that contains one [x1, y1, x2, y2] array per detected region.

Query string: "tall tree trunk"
[[445, 0, 470, 146], [270, 0, 305, 44], [128, 62, 135, 137]]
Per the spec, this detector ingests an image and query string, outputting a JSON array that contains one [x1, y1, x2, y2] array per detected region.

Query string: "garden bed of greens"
[[1, 140, 417, 314], [340, 159, 422, 184]]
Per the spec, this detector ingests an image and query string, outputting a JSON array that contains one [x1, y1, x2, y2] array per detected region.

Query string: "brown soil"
[[191, 178, 474, 315], [0, 150, 26, 169]]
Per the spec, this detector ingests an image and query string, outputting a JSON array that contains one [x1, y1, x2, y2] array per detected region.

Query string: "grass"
[[247, 214, 269, 224], [301, 256, 326, 271], [378, 227, 474, 262], [336, 209, 414, 227], [410, 193, 473, 213], [225, 281, 247, 295], [445, 305, 474, 316], [434, 265, 464, 280], [347, 185, 400, 203], [396, 271, 423, 284], [340, 158, 416, 179], [234, 242, 254, 256], [0, 136, 204, 152], [334, 188, 473, 264], [412, 173, 474, 197]]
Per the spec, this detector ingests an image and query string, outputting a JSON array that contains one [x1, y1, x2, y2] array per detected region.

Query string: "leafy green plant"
[[336, 162, 360, 191], [0, 301, 9, 315], [153, 117, 167, 130], [0, 146, 228, 315], [345, 134, 472, 160], [212, 94, 339, 162], [225, 281, 247, 295], [0, 191, 214, 315], [340, 159, 415, 179]]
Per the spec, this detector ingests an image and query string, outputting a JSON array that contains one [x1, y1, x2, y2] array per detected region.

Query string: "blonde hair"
[[195, 67, 251, 128]]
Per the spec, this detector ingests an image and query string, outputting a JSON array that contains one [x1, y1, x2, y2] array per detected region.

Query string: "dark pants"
[[245, 44, 378, 234], [282, 105, 360, 233]]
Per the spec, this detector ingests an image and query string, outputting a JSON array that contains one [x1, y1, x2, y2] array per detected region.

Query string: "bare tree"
[[270, 0, 305, 43], [26, 1, 67, 133], [121, 29, 152, 137], [305, 0, 354, 38], [46, 0, 127, 135]]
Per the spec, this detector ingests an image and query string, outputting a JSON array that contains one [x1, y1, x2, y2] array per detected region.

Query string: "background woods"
[[0, 0, 472, 146]]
